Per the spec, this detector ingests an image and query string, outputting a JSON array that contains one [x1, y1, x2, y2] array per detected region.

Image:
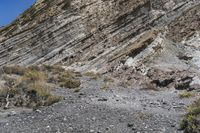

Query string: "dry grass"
[[59, 78, 81, 89], [100, 83, 109, 90], [101, 76, 115, 90], [43, 65, 81, 89], [3, 65, 27, 75], [0, 88, 9, 98], [45, 95, 61, 106], [23, 70, 47, 82], [179, 91, 194, 99], [28, 82, 50, 98], [58, 71, 81, 89], [3, 65, 47, 82], [43, 65, 65, 73], [84, 71, 101, 80], [0, 65, 82, 109], [0, 65, 75, 109], [104, 76, 114, 83]]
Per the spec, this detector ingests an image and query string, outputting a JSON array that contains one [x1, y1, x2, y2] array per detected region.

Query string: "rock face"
[[1, 0, 200, 90], [0, 0, 199, 71]]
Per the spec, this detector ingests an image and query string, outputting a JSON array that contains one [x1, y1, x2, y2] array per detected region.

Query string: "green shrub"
[[180, 98, 200, 133], [179, 91, 194, 99]]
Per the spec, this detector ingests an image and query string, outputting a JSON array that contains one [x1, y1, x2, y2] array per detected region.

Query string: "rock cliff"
[[0, 0, 199, 72]]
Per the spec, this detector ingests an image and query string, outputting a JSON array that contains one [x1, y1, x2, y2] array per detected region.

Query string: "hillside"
[[0, 0, 200, 132]]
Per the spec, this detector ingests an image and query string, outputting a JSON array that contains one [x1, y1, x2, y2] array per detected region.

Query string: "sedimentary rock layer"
[[0, 0, 199, 73]]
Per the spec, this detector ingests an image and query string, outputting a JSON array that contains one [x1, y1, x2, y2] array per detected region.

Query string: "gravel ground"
[[0, 77, 195, 133]]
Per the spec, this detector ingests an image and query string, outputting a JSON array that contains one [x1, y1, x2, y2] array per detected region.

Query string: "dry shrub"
[[23, 70, 47, 82], [3, 65, 27, 75], [0, 65, 65, 109], [179, 91, 194, 99], [84, 71, 101, 80]]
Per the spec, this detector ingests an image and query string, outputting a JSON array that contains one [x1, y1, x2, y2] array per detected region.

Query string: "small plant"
[[43, 65, 65, 73], [58, 71, 74, 80], [84, 71, 101, 80], [180, 98, 200, 133], [104, 76, 114, 83], [2, 75, 17, 88], [100, 83, 109, 90], [28, 82, 50, 98], [26, 82, 61, 107], [179, 91, 193, 99], [59, 78, 81, 89], [126, 80, 133, 87], [45, 95, 61, 106], [57, 71, 81, 89], [0, 88, 9, 98], [100, 76, 115, 90], [188, 98, 200, 116], [23, 70, 47, 82], [3, 65, 27, 75]]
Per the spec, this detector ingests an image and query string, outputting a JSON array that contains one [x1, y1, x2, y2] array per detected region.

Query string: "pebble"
[[98, 98, 108, 101]]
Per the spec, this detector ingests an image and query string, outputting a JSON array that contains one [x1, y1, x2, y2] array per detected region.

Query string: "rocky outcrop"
[[0, 0, 200, 89], [0, 0, 199, 68]]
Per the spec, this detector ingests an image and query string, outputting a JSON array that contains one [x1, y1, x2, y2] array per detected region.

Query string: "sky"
[[0, 0, 36, 27]]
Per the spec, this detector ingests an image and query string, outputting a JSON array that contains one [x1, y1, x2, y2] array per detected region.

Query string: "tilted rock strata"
[[0, 0, 199, 70]]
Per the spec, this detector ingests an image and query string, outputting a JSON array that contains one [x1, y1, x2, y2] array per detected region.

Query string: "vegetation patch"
[[101, 83, 109, 90], [59, 77, 81, 89], [101, 76, 115, 90], [104, 76, 114, 83], [84, 71, 101, 80], [179, 91, 194, 99], [3, 65, 27, 75], [180, 98, 200, 133], [0, 65, 81, 109], [44, 65, 81, 89]]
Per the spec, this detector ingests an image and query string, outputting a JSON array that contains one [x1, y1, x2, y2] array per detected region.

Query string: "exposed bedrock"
[[0, 0, 152, 66], [0, 0, 200, 83]]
